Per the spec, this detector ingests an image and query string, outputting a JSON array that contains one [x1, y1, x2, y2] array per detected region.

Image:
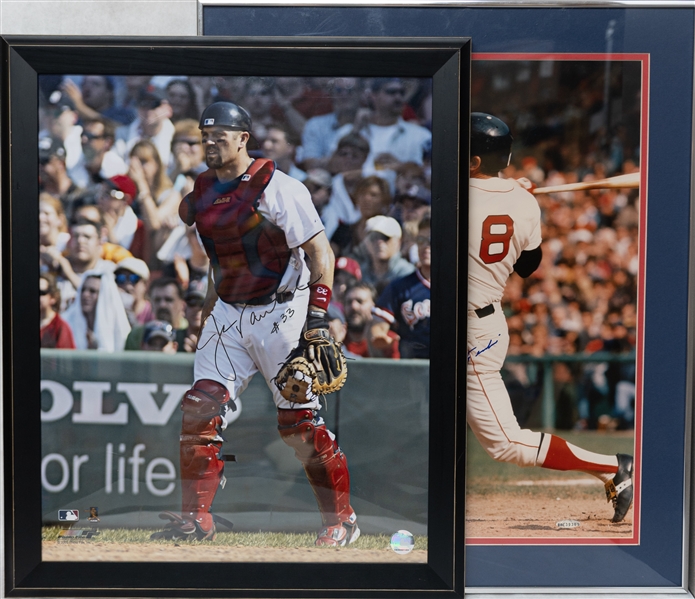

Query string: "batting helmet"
[[199, 102, 259, 150], [471, 112, 513, 173]]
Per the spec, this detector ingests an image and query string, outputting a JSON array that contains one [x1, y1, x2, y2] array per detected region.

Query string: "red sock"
[[542, 435, 618, 473]]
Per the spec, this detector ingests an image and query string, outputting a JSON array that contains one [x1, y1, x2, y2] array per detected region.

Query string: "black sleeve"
[[513, 246, 542, 278]]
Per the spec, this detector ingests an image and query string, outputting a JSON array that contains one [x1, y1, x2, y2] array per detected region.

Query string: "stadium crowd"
[[38, 65, 639, 429]]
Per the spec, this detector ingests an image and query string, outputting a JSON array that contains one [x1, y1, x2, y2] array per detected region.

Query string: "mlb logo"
[[204, 118, 215, 125], [241, 174, 251, 182], [58, 510, 79, 522]]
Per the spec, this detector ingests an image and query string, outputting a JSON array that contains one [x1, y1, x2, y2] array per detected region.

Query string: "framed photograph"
[[2, 37, 469, 596], [200, 2, 695, 594]]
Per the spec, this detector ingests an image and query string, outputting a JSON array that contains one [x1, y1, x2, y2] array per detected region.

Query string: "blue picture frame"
[[200, 3, 695, 591]]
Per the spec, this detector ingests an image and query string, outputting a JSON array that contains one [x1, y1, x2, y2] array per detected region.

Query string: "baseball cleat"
[[150, 511, 217, 541], [315, 511, 360, 547], [604, 453, 633, 523]]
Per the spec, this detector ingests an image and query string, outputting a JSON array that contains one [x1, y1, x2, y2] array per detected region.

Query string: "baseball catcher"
[[151, 101, 360, 547]]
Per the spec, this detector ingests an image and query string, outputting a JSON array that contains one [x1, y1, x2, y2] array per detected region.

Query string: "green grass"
[[466, 428, 634, 496], [42, 527, 427, 551]]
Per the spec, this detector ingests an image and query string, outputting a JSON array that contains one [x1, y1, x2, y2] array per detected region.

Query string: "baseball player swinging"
[[467, 112, 633, 523], [151, 102, 357, 546]]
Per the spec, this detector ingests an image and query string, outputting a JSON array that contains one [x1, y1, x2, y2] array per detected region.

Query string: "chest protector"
[[192, 159, 291, 303]]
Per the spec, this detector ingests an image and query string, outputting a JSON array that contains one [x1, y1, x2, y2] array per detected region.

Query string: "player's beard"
[[205, 153, 223, 169]]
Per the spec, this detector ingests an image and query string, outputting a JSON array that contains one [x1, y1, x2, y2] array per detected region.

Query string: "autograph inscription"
[[196, 304, 299, 378], [196, 314, 239, 381]]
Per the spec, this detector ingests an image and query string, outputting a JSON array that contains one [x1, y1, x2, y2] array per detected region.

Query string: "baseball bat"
[[532, 171, 640, 194]]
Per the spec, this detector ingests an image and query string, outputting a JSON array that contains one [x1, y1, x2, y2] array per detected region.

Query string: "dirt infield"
[[42, 542, 426, 562], [466, 483, 633, 540], [465, 430, 636, 541]]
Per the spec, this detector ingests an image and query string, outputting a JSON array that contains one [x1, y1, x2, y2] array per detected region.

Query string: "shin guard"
[[179, 379, 231, 536], [278, 408, 353, 526]]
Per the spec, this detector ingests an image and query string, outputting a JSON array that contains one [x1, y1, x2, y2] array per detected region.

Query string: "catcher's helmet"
[[471, 112, 513, 173], [199, 101, 259, 150]]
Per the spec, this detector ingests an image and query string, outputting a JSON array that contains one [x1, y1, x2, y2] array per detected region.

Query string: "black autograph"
[[196, 313, 238, 381]]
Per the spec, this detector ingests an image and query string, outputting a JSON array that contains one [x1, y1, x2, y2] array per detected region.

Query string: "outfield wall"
[[40, 350, 429, 535]]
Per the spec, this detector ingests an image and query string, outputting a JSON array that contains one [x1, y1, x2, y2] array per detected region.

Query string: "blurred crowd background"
[[38, 59, 641, 431]]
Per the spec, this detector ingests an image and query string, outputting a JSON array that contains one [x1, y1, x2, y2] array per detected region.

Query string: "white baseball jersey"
[[466, 175, 622, 483], [466, 176, 546, 469], [194, 168, 325, 412], [468, 177, 542, 310], [253, 168, 324, 292]]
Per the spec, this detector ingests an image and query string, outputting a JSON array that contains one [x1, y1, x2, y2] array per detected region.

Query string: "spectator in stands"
[[326, 302, 360, 360], [303, 168, 333, 217], [39, 194, 70, 261], [41, 90, 84, 184], [348, 175, 393, 249], [188, 76, 216, 114], [211, 76, 247, 104], [168, 119, 206, 196], [274, 77, 332, 120], [62, 75, 134, 125], [115, 87, 175, 166], [327, 132, 371, 177], [391, 184, 431, 262], [128, 140, 181, 264], [39, 136, 85, 221], [343, 282, 398, 359], [392, 184, 431, 227], [140, 320, 178, 353], [321, 133, 371, 244], [241, 77, 276, 144], [371, 217, 431, 359], [269, 77, 312, 137], [352, 216, 415, 295], [181, 277, 207, 353], [62, 267, 131, 351], [302, 77, 363, 171], [166, 79, 200, 123], [72, 117, 128, 189], [40, 273, 76, 349], [331, 77, 432, 176], [262, 123, 306, 181], [158, 223, 210, 291], [114, 257, 152, 326], [97, 175, 148, 261], [44, 215, 109, 310], [71, 204, 134, 265], [333, 256, 362, 308], [125, 277, 187, 350], [394, 162, 428, 197], [121, 76, 152, 113]]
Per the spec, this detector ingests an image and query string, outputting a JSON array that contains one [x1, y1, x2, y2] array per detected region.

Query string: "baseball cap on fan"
[[138, 86, 167, 110], [103, 175, 138, 205], [39, 136, 66, 163], [396, 184, 431, 206], [198, 101, 260, 150], [364, 215, 402, 239], [335, 256, 362, 281], [142, 320, 176, 345], [184, 277, 208, 303]]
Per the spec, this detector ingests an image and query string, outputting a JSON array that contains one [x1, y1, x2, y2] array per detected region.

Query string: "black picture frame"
[[1, 36, 470, 597]]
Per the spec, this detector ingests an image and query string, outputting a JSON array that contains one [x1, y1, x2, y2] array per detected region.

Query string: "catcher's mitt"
[[275, 328, 347, 404]]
